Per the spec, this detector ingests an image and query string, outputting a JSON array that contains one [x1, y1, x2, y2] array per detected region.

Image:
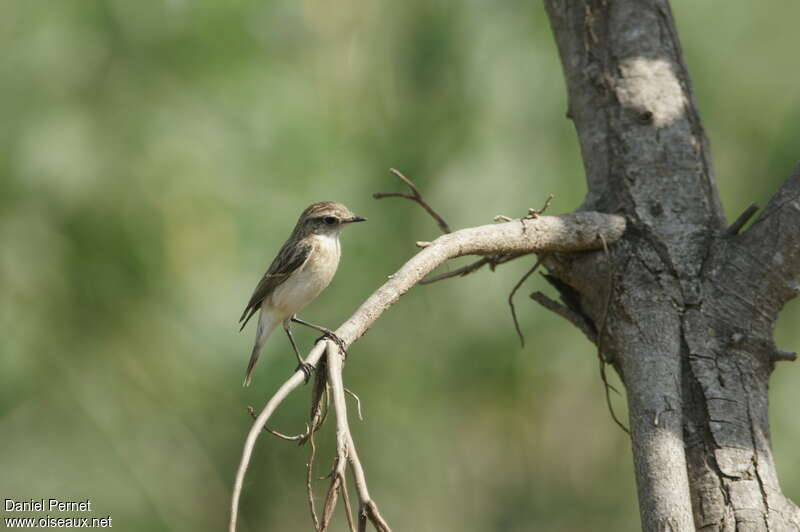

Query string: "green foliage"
[[0, 1, 797, 530]]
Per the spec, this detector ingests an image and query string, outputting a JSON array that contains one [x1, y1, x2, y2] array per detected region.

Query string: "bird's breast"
[[267, 234, 341, 318]]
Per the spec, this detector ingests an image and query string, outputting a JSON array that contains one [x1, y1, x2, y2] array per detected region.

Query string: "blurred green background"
[[1, 1, 798, 530]]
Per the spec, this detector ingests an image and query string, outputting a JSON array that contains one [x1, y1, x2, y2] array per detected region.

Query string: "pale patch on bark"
[[616, 57, 686, 127]]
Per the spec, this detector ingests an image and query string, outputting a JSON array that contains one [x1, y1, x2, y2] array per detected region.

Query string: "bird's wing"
[[238, 238, 314, 331]]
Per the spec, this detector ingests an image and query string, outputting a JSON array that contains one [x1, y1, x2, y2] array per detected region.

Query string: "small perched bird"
[[239, 201, 366, 386]]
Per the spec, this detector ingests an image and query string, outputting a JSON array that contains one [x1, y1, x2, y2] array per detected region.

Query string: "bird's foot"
[[295, 362, 315, 384], [316, 331, 347, 355]]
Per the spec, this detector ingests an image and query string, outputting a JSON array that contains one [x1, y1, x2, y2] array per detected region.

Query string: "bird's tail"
[[243, 312, 278, 387]]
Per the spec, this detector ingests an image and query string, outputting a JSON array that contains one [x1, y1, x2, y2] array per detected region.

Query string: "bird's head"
[[298, 201, 366, 237]]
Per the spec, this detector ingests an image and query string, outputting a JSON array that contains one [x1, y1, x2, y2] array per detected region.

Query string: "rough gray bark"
[[543, 1, 800, 530]]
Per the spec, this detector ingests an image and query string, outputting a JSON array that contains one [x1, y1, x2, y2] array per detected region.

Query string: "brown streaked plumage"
[[239, 201, 366, 386]]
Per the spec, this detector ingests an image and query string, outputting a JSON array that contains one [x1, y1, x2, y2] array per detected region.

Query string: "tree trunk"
[[542, 1, 800, 530]]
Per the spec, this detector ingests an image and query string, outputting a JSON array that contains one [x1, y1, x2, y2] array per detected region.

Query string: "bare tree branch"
[[246, 406, 308, 441], [340, 477, 357, 532], [307, 430, 321, 531], [508, 258, 543, 347], [419, 253, 527, 285], [345, 387, 364, 421], [327, 343, 391, 531], [772, 349, 797, 362], [373, 168, 452, 234], [419, 256, 491, 284], [725, 202, 759, 236], [229, 211, 626, 532], [599, 360, 630, 435], [530, 291, 597, 343], [229, 348, 324, 532], [320, 472, 345, 531]]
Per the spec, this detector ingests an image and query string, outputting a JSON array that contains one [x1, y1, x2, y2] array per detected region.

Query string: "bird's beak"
[[347, 216, 367, 223]]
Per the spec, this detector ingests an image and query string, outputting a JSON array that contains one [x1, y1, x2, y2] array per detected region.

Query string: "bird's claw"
[[316, 331, 347, 355], [295, 362, 315, 384]]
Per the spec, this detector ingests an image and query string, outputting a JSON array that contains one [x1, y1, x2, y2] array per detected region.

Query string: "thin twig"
[[419, 253, 527, 285], [345, 387, 364, 421], [725, 202, 759, 236], [495, 194, 556, 226], [595, 233, 629, 434], [527, 194, 555, 218], [771, 349, 797, 362], [318, 460, 336, 481], [600, 360, 630, 434], [529, 291, 597, 343], [596, 232, 613, 357], [320, 474, 343, 532], [508, 257, 544, 347], [487, 254, 527, 271], [419, 257, 492, 284], [373, 168, 452, 234], [246, 406, 308, 441], [304, 359, 330, 443], [307, 428, 321, 531], [341, 476, 357, 532]]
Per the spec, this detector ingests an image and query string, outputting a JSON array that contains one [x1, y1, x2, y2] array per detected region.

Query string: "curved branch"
[[334, 212, 624, 348], [373, 168, 452, 234], [229, 211, 625, 531], [229, 346, 326, 532], [508, 258, 543, 347]]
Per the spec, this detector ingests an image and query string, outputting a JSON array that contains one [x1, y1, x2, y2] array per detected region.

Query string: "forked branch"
[[229, 211, 626, 532], [327, 343, 390, 531], [373, 168, 452, 234]]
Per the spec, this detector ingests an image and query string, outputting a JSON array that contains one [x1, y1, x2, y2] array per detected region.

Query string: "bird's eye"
[[323, 216, 338, 225]]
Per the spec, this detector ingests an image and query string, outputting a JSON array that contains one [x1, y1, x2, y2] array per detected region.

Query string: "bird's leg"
[[284, 322, 313, 383], [290, 315, 347, 355]]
